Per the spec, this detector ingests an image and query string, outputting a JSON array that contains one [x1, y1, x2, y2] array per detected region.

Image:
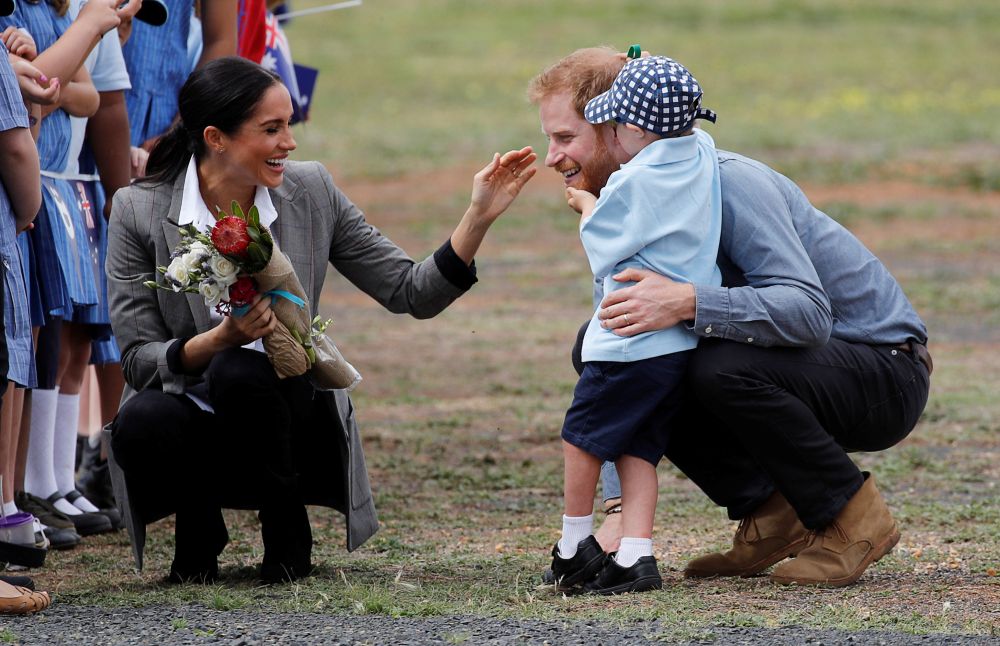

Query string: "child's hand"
[[10, 57, 59, 106], [3, 27, 37, 60], [565, 187, 597, 216]]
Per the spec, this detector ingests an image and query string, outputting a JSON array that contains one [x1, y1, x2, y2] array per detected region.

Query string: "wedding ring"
[[623, 312, 630, 325]]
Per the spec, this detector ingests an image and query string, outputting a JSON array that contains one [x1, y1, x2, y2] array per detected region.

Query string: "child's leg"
[[559, 440, 601, 557], [615, 454, 657, 567], [563, 440, 601, 517]]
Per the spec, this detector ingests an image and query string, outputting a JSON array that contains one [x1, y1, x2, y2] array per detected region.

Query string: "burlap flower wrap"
[[255, 235, 362, 391]]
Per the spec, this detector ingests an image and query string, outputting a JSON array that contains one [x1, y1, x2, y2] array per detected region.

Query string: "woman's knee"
[[206, 348, 276, 395], [111, 390, 187, 470]]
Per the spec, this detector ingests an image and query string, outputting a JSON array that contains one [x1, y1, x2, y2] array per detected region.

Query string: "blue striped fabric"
[[0, 55, 34, 387], [122, 0, 194, 145], [0, 3, 73, 171], [40, 176, 99, 313]]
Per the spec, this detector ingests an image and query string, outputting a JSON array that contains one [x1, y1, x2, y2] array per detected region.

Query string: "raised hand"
[[469, 146, 537, 224]]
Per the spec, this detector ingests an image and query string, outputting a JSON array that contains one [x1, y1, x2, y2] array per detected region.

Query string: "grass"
[[23, 0, 1000, 639]]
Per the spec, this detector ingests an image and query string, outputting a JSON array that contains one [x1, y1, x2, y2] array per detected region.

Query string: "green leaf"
[[306, 347, 316, 364], [247, 227, 261, 244], [248, 205, 260, 229], [247, 242, 266, 267], [143, 281, 160, 289], [230, 200, 245, 221], [213, 205, 225, 221]]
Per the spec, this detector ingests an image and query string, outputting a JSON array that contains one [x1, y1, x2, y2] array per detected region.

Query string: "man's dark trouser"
[[665, 338, 930, 529], [111, 348, 318, 571], [572, 324, 930, 530]]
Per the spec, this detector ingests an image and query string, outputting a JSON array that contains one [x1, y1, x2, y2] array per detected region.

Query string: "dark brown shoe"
[[770, 473, 899, 588], [684, 490, 809, 578]]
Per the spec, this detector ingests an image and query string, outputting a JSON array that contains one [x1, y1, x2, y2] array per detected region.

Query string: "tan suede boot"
[[770, 474, 900, 587], [683, 490, 809, 578]]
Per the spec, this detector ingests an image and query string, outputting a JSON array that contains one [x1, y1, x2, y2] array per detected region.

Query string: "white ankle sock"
[[25, 388, 60, 500], [70, 494, 100, 513], [53, 392, 81, 496], [2, 501, 18, 517], [558, 514, 593, 558], [53, 496, 82, 516], [615, 537, 653, 567]]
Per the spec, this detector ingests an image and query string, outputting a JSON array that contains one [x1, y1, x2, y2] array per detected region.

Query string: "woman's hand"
[[217, 295, 278, 347], [468, 146, 537, 225], [3, 27, 37, 60], [449, 147, 536, 265]]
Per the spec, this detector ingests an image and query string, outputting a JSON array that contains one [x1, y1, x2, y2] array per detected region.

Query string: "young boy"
[[550, 55, 722, 594]]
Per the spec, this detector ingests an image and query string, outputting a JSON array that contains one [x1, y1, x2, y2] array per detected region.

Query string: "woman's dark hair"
[[141, 57, 282, 185]]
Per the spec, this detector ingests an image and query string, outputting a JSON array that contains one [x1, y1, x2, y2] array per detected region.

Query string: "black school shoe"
[[583, 554, 662, 595], [548, 536, 605, 591]]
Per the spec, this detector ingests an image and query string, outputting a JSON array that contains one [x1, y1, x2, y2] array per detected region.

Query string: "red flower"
[[227, 276, 258, 307], [211, 216, 251, 257]]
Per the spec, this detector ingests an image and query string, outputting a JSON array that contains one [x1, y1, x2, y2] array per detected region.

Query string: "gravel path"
[[3, 605, 998, 645]]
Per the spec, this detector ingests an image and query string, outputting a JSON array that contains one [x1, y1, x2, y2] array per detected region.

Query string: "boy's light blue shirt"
[[580, 129, 722, 362]]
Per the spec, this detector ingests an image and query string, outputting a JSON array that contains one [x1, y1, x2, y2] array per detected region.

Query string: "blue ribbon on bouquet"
[[231, 289, 306, 317]]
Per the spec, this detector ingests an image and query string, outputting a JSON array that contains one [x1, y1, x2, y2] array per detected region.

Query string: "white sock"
[[2, 501, 18, 517], [557, 514, 593, 558], [53, 496, 82, 516], [25, 388, 60, 500], [53, 392, 82, 496], [615, 537, 653, 568]]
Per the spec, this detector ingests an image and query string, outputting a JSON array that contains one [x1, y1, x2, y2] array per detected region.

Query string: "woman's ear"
[[203, 126, 225, 153]]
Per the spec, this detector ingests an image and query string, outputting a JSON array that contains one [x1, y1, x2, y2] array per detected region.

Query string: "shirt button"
[[747, 337, 754, 343], [705, 326, 712, 334], [891, 349, 898, 356]]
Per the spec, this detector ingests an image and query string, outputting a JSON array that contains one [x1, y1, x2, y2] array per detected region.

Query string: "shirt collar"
[[178, 157, 279, 233]]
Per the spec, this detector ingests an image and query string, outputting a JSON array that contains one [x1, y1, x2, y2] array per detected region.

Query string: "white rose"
[[182, 249, 207, 273], [166, 257, 189, 291], [188, 241, 210, 256], [209, 254, 239, 286], [199, 280, 224, 307]]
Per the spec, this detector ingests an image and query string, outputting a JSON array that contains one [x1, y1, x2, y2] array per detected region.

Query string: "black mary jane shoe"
[[583, 554, 662, 596], [548, 535, 605, 591]]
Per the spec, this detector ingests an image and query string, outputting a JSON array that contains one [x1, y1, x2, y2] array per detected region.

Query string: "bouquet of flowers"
[[145, 202, 362, 391]]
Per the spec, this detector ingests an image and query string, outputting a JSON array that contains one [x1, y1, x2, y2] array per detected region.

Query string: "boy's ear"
[[623, 123, 646, 137]]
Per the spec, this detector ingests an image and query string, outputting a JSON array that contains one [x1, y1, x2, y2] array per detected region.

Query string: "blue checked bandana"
[[584, 56, 716, 136]]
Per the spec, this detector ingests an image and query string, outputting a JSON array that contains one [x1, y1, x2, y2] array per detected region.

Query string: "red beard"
[[579, 135, 619, 196]]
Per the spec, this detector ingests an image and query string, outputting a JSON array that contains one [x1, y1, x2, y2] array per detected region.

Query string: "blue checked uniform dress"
[[1, 4, 98, 321], [122, 0, 194, 146], [0, 55, 36, 388]]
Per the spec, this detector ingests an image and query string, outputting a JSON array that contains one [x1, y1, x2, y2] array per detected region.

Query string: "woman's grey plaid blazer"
[[105, 160, 469, 569]]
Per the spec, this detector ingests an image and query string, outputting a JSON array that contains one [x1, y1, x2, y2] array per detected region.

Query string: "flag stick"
[[276, 0, 363, 21]]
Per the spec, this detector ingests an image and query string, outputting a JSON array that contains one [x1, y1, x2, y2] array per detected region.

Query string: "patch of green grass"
[[0, 629, 15, 644], [285, 0, 1000, 182]]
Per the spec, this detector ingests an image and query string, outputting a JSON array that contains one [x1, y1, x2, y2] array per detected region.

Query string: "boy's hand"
[[565, 187, 597, 216], [3, 27, 37, 60]]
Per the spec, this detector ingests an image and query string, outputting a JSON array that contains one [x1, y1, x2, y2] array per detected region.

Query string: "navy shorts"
[[561, 351, 692, 466]]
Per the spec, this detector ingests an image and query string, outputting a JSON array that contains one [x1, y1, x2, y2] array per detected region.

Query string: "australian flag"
[[260, 11, 319, 124]]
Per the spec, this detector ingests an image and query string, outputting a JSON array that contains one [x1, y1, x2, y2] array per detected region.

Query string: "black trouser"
[[667, 338, 929, 528], [572, 326, 930, 529], [111, 348, 318, 571]]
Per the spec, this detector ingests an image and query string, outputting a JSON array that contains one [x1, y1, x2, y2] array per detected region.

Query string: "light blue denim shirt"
[[692, 151, 928, 347], [581, 129, 722, 362]]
